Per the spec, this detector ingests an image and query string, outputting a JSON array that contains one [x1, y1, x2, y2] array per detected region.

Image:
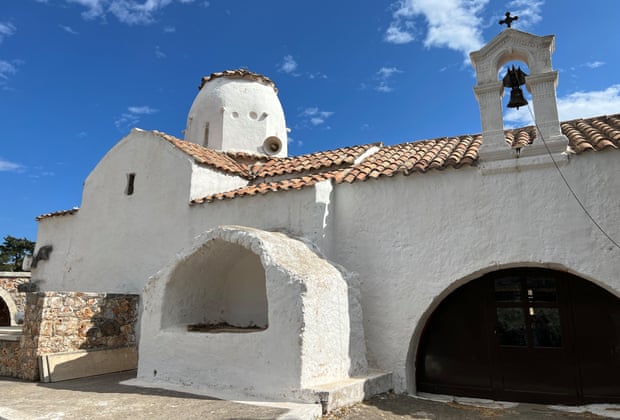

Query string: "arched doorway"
[[0, 298, 10, 326], [416, 268, 620, 405]]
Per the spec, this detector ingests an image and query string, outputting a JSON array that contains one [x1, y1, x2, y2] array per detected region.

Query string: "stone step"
[[303, 370, 393, 414]]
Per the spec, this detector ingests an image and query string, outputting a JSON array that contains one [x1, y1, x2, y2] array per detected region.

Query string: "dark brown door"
[[416, 268, 620, 404]]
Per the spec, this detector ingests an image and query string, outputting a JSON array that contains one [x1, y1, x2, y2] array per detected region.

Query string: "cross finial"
[[499, 11, 518, 28]]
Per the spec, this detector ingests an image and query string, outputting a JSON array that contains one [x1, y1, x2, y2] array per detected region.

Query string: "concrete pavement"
[[0, 371, 619, 419]]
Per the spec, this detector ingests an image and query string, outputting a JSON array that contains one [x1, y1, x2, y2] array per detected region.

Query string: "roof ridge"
[[152, 131, 251, 177]]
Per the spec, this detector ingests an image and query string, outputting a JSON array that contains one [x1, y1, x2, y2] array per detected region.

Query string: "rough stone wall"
[[0, 272, 32, 319], [0, 341, 21, 377], [18, 292, 139, 380]]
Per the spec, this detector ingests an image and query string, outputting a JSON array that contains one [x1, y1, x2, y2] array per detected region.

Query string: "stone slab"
[[304, 369, 393, 413], [39, 346, 137, 383]]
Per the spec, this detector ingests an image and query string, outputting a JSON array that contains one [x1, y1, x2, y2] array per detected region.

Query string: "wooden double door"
[[416, 268, 620, 404]]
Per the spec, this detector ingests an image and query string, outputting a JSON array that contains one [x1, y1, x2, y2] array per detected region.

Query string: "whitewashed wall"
[[330, 149, 620, 393], [33, 126, 620, 397], [34, 131, 331, 294]]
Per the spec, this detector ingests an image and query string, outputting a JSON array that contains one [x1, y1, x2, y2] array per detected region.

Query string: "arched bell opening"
[[415, 267, 620, 405]]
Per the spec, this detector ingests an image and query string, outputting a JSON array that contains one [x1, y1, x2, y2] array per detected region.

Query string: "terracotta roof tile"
[[153, 131, 250, 177], [36, 207, 79, 221], [198, 69, 277, 92], [249, 143, 380, 178], [191, 113, 619, 205], [40, 113, 620, 218]]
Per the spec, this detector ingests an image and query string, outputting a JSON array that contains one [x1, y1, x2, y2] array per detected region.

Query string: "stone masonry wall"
[[0, 340, 21, 377], [0, 272, 32, 323], [18, 292, 139, 380]]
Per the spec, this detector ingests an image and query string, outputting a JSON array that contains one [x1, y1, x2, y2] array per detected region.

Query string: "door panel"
[[417, 279, 493, 397], [491, 270, 578, 403], [416, 268, 620, 405], [570, 279, 620, 402]]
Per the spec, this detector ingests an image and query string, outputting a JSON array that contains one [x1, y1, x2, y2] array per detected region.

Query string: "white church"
[[30, 27, 620, 411]]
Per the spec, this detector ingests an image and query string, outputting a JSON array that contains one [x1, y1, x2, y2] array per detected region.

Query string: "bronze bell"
[[502, 65, 529, 110], [507, 86, 528, 109]]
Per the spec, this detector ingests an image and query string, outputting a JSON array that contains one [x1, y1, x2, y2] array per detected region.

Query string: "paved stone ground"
[[0, 371, 618, 420], [0, 371, 287, 420], [324, 392, 618, 420]]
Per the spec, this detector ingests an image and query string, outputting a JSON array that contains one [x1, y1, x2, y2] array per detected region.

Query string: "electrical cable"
[[526, 104, 620, 251]]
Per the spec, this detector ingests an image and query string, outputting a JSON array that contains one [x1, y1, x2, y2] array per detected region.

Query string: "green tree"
[[0, 236, 35, 272]]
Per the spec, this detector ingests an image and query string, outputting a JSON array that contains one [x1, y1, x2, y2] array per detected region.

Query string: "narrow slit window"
[[203, 123, 209, 147], [125, 173, 136, 195]]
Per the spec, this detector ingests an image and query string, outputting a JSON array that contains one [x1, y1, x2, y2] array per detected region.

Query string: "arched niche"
[[0, 289, 18, 326], [138, 225, 368, 399], [161, 238, 268, 332]]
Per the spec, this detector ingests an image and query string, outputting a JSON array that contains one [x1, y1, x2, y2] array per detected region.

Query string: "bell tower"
[[470, 22, 568, 166]]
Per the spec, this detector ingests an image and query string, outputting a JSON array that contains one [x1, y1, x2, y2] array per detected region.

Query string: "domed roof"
[[185, 69, 288, 157]]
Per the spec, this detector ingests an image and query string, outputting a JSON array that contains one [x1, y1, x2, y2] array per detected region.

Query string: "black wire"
[[526, 104, 620, 251]]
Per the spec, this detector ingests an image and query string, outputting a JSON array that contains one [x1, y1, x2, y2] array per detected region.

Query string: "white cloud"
[[374, 66, 402, 93], [585, 61, 605, 69], [155, 45, 166, 58], [377, 67, 402, 79], [0, 22, 16, 43], [59, 24, 79, 35], [505, 0, 543, 29], [0, 157, 23, 172], [127, 105, 158, 114], [385, 0, 489, 59], [384, 22, 414, 44], [163, 25, 176, 33], [0, 60, 17, 80], [278, 55, 298, 74], [115, 105, 159, 130], [308, 72, 327, 80], [65, 0, 194, 25], [504, 85, 620, 126], [300, 107, 334, 126], [375, 82, 393, 93]]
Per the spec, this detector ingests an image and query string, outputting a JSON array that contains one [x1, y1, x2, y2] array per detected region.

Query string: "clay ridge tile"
[[36, 207, 79, 221], [250, 143, 381, 178]]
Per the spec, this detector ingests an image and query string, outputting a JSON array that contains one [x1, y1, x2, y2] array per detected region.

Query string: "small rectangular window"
[[125, 173, 136, 195], [204, 123, 209, 147]]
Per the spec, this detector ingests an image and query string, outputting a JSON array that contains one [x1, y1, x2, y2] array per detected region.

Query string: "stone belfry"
[[470, 14, 568, 165]]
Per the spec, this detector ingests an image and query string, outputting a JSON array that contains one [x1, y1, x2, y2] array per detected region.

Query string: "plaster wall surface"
[[330, 150, 620, 394], [189, 164, 247, 201], [34, 133, 329, 295], [34, 130, 196, 293], [138, 226, 363, 400]]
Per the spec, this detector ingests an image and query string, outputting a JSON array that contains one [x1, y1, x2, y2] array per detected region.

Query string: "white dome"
[[184, 70, 288, 157]]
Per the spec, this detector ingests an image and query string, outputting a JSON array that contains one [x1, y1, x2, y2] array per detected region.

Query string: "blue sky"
[[1, 0, 619, 241]]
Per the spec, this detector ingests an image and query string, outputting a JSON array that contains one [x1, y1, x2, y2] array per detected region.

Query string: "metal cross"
[[499, 12, 518, 28]]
